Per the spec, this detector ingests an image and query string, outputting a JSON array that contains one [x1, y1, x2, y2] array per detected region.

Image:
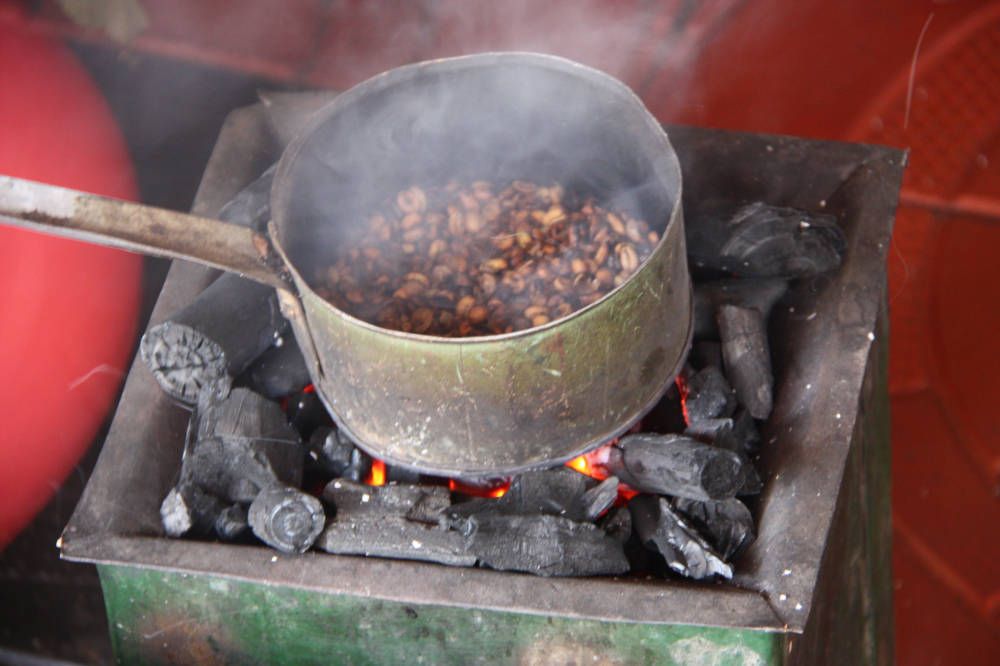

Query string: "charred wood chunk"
[[449, 468, 598, 522], [241, 335, 312, 399], [605, 434, 745, 501], [160, 482, 226, 538], [317, 516, 476, 567], [579, 476, 620, 522], [214, 504, 249, 541], [599, 505, 632, 544], [673, 497, 756, 562], [684, 365, 737, 423], [468, 514, 629, 577], [248, 485, 325, 553], [216, 164, 275, 231], [306, 427, 356, 477], [717, 304, 773, 420], [693, 278, 788, 339], [732, 409, 762, 455], [687, 201, 846, 278], [140, 273, 288, 404], [322, 479, 451, 526], [682, 418, 762, 496], [193, 387, 303, 488], [628, 495, 732, 580]]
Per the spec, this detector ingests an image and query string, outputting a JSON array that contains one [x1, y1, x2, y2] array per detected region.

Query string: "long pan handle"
[[0, 175, 290, 290]]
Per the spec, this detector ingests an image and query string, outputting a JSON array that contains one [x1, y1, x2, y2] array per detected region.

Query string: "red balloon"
[[0, 22, 142, 547]]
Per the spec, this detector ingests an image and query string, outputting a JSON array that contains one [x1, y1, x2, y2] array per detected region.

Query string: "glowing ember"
[[365, 459, 386, 486], [565, 443, 638, 502], [675, 375, 690, 426], [449, 478, 509, 498]]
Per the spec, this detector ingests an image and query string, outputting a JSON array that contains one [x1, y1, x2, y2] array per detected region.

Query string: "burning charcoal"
[[688, 341, 723, 370], [605, 434, 745, 501], [599, 506, 632, 544], [684, 365, 736, 423], [323, 479, 451, 525], [684, 417, 733, 443], [317, 516, 475, 567], [449, 468, 593, 522], [687, 201, 846, 279], [673, 497, 756, 562], [717, 304, 773, 419], [140, 273, 288, 404], [579, 476, 619, 521], [216, 163, 275, 231], [287, 389, 332, 439], [732, 409, 761, 455], [468, 514, 629, 577], [242, 335, 312, 399], [214, 504, 249, 541], [628, 495, 732, 580], [160, 482, 226, 538], [693, 278, 788, 339], [248, 485, 325, 554], [682, 418, 762, 496]]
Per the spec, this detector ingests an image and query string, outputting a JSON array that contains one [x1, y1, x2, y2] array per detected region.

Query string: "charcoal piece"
[[140, 273, 288, 404], [323, 479, 451, 525], [687, 201, 846, 278], [248, 485, 325, 553], [682, 418, 762, 496], [468, 513, 629, 577], [242, 335, 312, 399], [579, 476, 620, 521], [287, 389, 332, 439], [717, 305, 773, 419], [183, 437, 288, 503], [599, 506, 632, 544], [673, 497, 756, 562], [160, 482, 226, 537], [605, 434, 745, 501], [317, 516, 475, 567], [306, 427, 356, 477], [732, 409, 762, 454], [629, 495, 732, 580], [693, 278, 788, 339], [688, 341, 723, 370], [448, 468, 590, 521], [215, 504, 249, 541], [684, 365, 737, 423], [216, 164, 275, 231], [192, 387, 303, 489]]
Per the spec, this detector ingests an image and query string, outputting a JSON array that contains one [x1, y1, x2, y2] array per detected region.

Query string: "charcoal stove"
[[60, 93, 903, 665]]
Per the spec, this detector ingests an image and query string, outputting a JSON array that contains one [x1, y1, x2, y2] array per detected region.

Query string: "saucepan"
[[0, 53, 691, 476]]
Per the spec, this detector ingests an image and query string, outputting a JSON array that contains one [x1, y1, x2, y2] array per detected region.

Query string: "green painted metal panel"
[[98, 565, 784, 665]]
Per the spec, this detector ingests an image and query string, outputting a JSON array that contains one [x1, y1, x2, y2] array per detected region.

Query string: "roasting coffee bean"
[[317, 180, 660, 337]]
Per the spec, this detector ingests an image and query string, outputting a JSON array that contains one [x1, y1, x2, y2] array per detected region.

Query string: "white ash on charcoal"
[[604, 433, 746, 502], [448, 468, 616, 524], [673, 497, 756, 562], [717, 304, 774, 420], [248, 485, 325, 554], [628, 495, 732, 580], [467, 513, 629, 577], [683, 365, 737, 422], [318, 479, 473, 566], [686, 201, 846, 279], [693, 278, 788, 339]]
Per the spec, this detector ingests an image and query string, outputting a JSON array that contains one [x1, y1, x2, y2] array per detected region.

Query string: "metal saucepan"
[[0, 53, 690, 477]]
